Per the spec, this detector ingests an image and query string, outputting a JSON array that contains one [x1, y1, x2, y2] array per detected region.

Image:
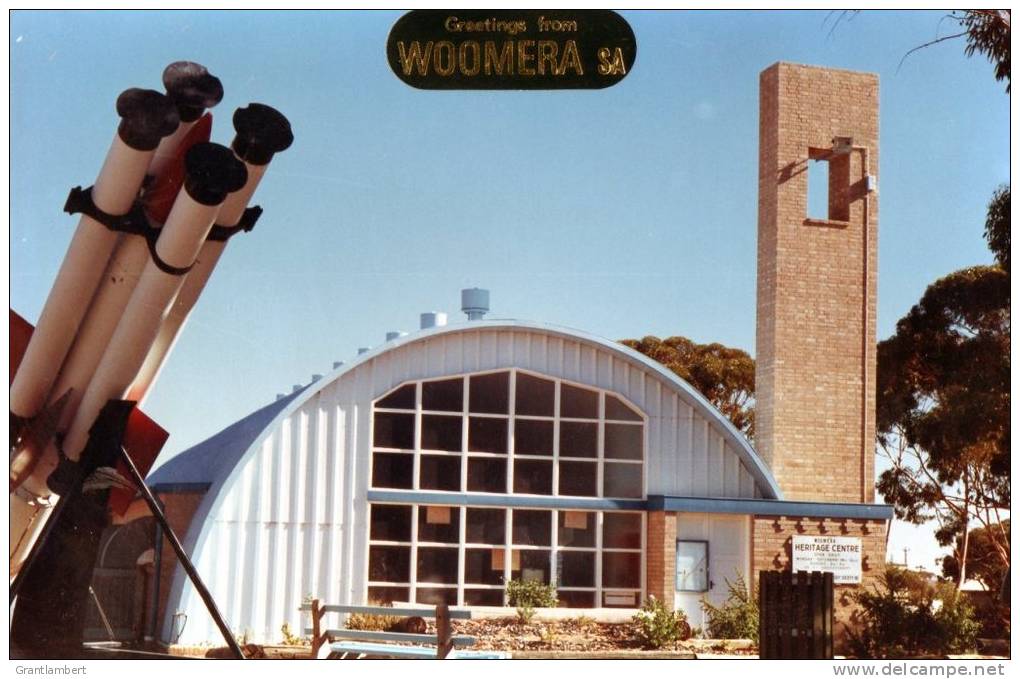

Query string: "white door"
[[674, 513, 750, 633]]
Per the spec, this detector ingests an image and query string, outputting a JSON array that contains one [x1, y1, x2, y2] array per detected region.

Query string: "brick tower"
[[755, 63, 879, 503]]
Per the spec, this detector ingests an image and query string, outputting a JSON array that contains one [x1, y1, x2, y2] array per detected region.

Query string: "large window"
[[368, 504, 644, 608], [371, 370, 645, 499]]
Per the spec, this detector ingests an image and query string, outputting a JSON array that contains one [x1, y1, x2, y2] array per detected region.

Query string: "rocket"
[[9, 62, 293, 582]]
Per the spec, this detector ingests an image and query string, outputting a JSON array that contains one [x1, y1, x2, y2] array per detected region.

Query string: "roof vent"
[[357, 347, 370, 355], [333, 361, 344, 369], [276, 393, 286, 401], [420, 312, 448, 329], [461, 288, 489, 321], [292, 384, 302, 393], [311, 374, 323, 382], [385, 330, 406, 342]]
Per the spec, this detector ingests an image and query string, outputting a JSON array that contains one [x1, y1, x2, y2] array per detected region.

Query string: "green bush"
[[631, 596, 690, 649], [506, 579, 557, 624], [700, 573, 759, 642], [848, 566, 981, 658]]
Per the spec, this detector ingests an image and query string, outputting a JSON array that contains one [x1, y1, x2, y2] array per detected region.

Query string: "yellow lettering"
[[397, 41, 432, 76], [444, 16, 461, 32], [484, 41, 514, 75], [434, 41, 455, 76], [459, 41, 481, 76], [537, 41, 558, 75], [560, 40, 583, 76], [597, 46, 627, 76], [518, 40, 536, 76]]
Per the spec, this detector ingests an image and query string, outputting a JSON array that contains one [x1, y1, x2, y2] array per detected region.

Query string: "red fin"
[[108, 408, 169, 517], [142, 113, 213, 224]]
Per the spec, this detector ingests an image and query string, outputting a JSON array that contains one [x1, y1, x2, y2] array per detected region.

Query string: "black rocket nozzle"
[[231, 103, 294, 165], [115, 89, 180, 151], [183, 142, 249, 206], [163, 61, 224, 123]]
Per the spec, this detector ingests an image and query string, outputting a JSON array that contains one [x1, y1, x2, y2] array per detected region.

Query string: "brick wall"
[[751, 514, 887, 638], [153, 490, 206, 641], [756, 62, 879, 503], [646, 510, 677, 609]]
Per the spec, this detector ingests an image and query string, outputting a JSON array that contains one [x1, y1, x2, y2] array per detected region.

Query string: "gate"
[[758, 570, 833, 659]]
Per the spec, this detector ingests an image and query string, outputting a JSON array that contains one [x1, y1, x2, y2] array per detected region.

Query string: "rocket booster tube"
[[57, 143, 246, 465], [9, 89, 177, 424], [128, 105, 293, 404], [231, 103, 294, 165], [163, 61, 223, 123]]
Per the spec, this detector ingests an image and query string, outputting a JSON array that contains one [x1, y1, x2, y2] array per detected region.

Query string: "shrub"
[[700, 573, 759, 642], [280, 622, 304, 646], [631, 596, 690, 649], [848, 566, 981, 658], [506, 579, 557, 623]]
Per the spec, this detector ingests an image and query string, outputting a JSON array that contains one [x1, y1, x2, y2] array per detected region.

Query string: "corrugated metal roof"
[[147, 387, 307, 490]]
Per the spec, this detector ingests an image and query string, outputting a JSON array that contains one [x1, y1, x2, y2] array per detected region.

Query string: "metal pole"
[[116, 445, 245, 659]]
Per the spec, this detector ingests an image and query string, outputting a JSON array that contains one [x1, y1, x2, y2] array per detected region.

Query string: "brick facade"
[[154, 490, 206, 642], [755, 62, 879, 503], [645, 510, 677, 609], [750, 515, 888, 638]]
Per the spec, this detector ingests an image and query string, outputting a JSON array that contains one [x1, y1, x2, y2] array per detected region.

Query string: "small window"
[[558, 461, 597, 497], [377, 383, 416, 410], [466, 458, 506, 493], [560, 421, 597, 458], [514, 419, 553, 456], [513, 459, 552, 495], [469, 372, 509, 414], [422, 378, 463, 412], [605, 395, 641, 422], [418, 506, 459, 543], [374, 412, 414, 450], [676, 540, 709, 592], [558, 511, 596, 547], [468, 417, 507, 454], [512, 509, 552, 546], [515, 373, 555, 416], [560, 384, 598, 419], [370, 504, 412, 541], [557, 551, 596, 587], [465, 507, 505, 544], [421, 415, 461, 452], [419, 455, 460, 491], [372, 453, 413, 489]]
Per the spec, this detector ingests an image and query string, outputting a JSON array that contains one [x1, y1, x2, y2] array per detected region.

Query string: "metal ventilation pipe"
[[275, 393, 286, 401], [385, 330, 407, 342], [311, 374, 323, 382], [292, 384, 302, 393], [420, 312, 448, 329], [333, 361, 344, 369], [461, 288, 490, 321], [357, 347, 370, 355]]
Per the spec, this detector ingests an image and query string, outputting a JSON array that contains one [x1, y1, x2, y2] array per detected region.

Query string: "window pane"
[[558, 511, 596, 547], [513, 460, 552, 495], [605, 395, 641, 421], [370, 504, 412, 542], [514, 419, 553, 456], [420, 455, 461, 491], [464, 588, 504, 606], [603, 552, 641, 588], [468, 417, 507, 454], [605, 423, 642, 460], [559, 422, 597, 458], [511, 549, 551, 584], [558, 461, 597, 497], [374, 412, 414, 449], [676, 541, 710, 592], [422, 415, 462, 451], [469, 372, 509, 414], [557, 551, 596, 588], [603, 513, 642, 549], [377, 383, 415, 410], [417, 547, 459, 584], [515, 373, 554, 416], [465, 548, 506, 585], [512, 510, 551, 546], [418, 506, 459, 543], [560, 384, 598, 419], [368, 546, 410, 582], [422, 378, 463, 412], [372, 453, 413, 489], [558, 590, 596, 608], [467, 458, 506, 493], [604, 463, 642, 498], [368, 586, 408, 605], [416, 587, 457, 605], [466, 508, 505, 544]]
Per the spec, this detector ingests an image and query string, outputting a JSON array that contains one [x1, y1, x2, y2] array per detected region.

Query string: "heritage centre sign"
[[387, 10, 636, 90], [791, 536, 863, 585]]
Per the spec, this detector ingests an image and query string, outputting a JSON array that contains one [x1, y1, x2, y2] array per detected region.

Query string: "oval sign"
[[387, 10, 636, 90]]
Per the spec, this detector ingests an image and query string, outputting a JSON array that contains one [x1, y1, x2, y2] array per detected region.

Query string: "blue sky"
[[9, 10, 1010, 571]]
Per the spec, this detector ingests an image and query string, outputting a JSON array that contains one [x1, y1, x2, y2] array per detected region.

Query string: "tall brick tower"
[[755, 63, 878, 503]]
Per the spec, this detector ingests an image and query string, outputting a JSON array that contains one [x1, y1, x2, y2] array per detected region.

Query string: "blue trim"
[[150, 482, 211, 493], [648, 495, 894, 521], [367, 489, 647, 511]]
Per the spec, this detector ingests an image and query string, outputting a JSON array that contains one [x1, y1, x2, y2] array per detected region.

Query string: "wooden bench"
[[300, 600, 487, 660]]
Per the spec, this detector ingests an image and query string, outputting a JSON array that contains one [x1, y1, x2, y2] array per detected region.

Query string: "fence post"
[[310, 598, 323, 657], [435, 602, 452, 659]]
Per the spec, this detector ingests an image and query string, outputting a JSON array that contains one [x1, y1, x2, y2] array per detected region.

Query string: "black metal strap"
[[64, 185, 233, 277], [207, 205, 262, 242]]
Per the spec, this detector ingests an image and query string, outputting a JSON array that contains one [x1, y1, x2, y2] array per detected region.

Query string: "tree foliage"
[[621, 335, 755, 439], [876, 187, 1010, 587], [984, 185, 1009, 272], [958, 10, 1011, 92], [941, 520, 1010, 591]]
